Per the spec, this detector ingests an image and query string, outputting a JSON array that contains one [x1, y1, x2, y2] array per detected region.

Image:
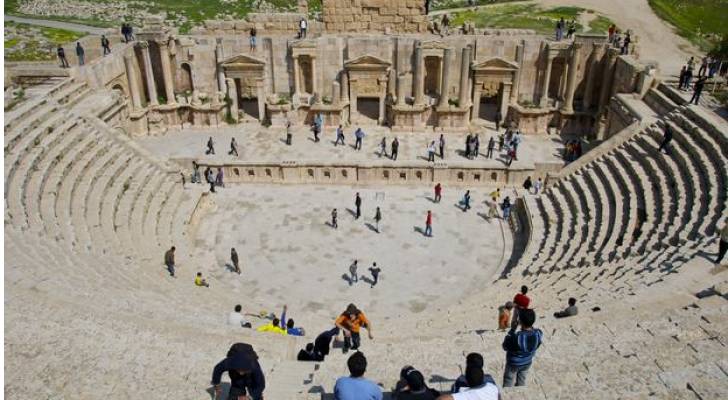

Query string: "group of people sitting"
[[227, 304, 306, 336]]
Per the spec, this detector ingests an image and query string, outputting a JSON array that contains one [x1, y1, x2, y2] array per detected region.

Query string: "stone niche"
[[345, 55, 391, 126], [221, 54, 267, 121]]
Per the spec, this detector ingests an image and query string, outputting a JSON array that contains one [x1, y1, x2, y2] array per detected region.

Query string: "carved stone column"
[[139, 41, 158, 106], [582, 43, 602, 111], [215, 39, 226, 92], [332, 80, 341, 105], [598, 48, 619, 111], [293, 56, 301, 95], [511, 42, 524, 102], [396, 74, 406, 106], [256, 79, 265, 121], [159, 42, 176, 104], [378, 76, 387, 125], [340, 71, 349, 103], [225, 77, 238, 122], [471, 84, 481, 121], [539, 51, 554, 108], [458, 46, 471, 109], [123, 53, 142, 110], [413, 46, 424, 105], [438, 48, 454, 107], [311, 56, 318, 96], [562, 43, 581, 113]]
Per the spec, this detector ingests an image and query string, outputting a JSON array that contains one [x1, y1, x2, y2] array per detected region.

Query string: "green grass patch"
[[40, 27, 85, 44], [5, 38, 20, 48], [588, 15, 614, 34], [5, 22, 85, 61], [648, 0, 728, 51], [450, 4, 585, 34]]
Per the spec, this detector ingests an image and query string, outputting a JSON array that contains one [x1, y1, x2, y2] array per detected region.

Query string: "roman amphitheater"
[[3, 0, 728, 399]]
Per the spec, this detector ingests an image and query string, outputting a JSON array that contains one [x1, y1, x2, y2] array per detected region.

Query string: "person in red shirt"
[[511, 285, 530, 330], [434, 183, 442, 203], [425, 210, 433, 237]]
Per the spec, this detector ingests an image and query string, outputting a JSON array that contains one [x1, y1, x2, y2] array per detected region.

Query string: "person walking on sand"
[[231, 247, 241, 274], [57, 45, 70, 68], [373, 207, 382, 233], [439, 134, 446, 159], [488, 197, 499, 219], [355, 127, 365, 150], [434, 183, 442, 203], [164, 246, 176, 277], [534, 178, 543, 195], [206, 136, 215, 154], [229, 137, 239, 157], [391, 137, 399, 160], [425, 210, 433, 237], [355, 193, 362, 219], [286, 119, 293, 145], [349, 260, 359, 285], [101, 35, 111, 55], [368, 263, 381, 288], [486, 136, 495, 159], [332, 208, 338, 229], [460, 190, 471, 212], [335, 125, 346, 146], [379, 136, 387, 158], [335, 304, 373, 353], [427, 141, 436, 162]]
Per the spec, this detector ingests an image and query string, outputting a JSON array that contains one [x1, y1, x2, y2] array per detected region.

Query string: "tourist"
[[313, 327, 340, 361], [332, 208, 338, 229], [567, 19, 576, 39], [460, 190, 471, 212], [684, 61, 694, 90], [334, 351, 382, 400], [75, 42, 85, 66], [506, 147, 516, 166], [215, 167, 224, 188], [488, 197, 499, 219], [206, 136, 215, 154], [250, 27, 257, 51], [369, 262, 381, 288], [57, 45, 69, 68], [394, 366, 439, 399], [464, 134, 472, 159], [231, 247, 241, 274], [621, 32, 631, 55], [374, 207, 382, 233], [554, 297, 578, 318], [498, 134, 504, 151], [486, 136, 495, 159], [511, 130, 522, 156], [127, 24, 135, 41], [690, 76, 707, 105], [439, 134, 446, 159], [355, 127, 365, 150], [313, 113, 323, 142], [391, 137, 400, 160], [555, 18, 564, 41], [164, 246, 176, 277], [608, 24, 616, 42], [502, 308, 543, 387], [498, 301, 514, 330], [349, 260, 359, 284], [298, 343, 317, 361], [658, 124, 673, 154], [687, 56, 696, 72], [335, 304, 373, 353], [180, 172, 186, 188], [715, 221, 728, 265], [281, 305, 306, 336], [473, 135, 480, 158], [427, 141, 436, 162], [191, 161, 201, 183], [425, 210, 433, 237], [335, 125, 346, 146], [229, 137, 239, 156], [441, 14, 450, 36], [490, 188, 501, 202], [534, 178, 543, 195], [678, 66, 687, 89], [121, 23, 129, 42], [355, 192, 362, 219], [257, 317, 287, 335], [380, 136, 388, 158], [523, 176, 533, 193], [101, 35, 111, 55], [434, 183, 442, 203], [299, 17, 308, 39], [286, 120, 293, 145], [195, 272, 210, 287], [501, 196, 512, 220], [211, 343, 266, 400], [229, 305, 252, 328], [511, 285, 530, 329], [449, 353, 497, 395]]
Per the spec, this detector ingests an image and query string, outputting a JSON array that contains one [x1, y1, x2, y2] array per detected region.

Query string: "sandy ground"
[[137, 124, 566, 170], [432, 0, 700, 76], [193, 184, 510, 323]]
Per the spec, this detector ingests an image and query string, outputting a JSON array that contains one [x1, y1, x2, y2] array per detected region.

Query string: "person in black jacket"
[[312, 327, 340, 361], [211, 343, 266, 400]]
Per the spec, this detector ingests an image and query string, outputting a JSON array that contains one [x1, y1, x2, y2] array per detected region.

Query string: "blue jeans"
[[425, 225, 432, 237], [166, 263, 175, 277], [503, 362, 531, 387]]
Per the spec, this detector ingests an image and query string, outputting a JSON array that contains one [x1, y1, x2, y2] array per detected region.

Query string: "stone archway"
[[471, 57, 518, 123], [221, 54, 267, 121], [344, 55, 391, 126], [177, 61, 194, 94]]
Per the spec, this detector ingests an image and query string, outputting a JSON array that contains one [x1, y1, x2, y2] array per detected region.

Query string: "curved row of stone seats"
[[4, 80, 202, 264], [514, 106, 727, 283], [296, 262, 727, 399]]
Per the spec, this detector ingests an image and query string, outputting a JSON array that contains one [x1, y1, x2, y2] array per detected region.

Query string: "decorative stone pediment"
[[471, 57, 519, 72], [344, 55, 391, 71], [291, 39, 317, 49], [419, 40, 449, 50], [221, 54, 266, 71]]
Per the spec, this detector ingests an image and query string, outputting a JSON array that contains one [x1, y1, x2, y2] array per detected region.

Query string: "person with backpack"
[[211, 343, 266, 400], [502, 309, 543, 387]]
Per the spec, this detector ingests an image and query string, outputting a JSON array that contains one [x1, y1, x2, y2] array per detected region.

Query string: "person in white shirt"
[[437, 364, 501, 400], [299, 18, 308, 38], [228, 304, 251, 328]]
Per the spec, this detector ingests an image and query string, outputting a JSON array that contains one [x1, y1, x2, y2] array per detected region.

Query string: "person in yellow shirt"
[[335, 303, 373, 353], [257, 317, 287, 335], [194, 272, 209, 287]]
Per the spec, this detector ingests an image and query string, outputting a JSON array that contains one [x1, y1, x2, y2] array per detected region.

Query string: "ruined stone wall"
[[322, 0, 427, 33], [193, 13, 320, 36]]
